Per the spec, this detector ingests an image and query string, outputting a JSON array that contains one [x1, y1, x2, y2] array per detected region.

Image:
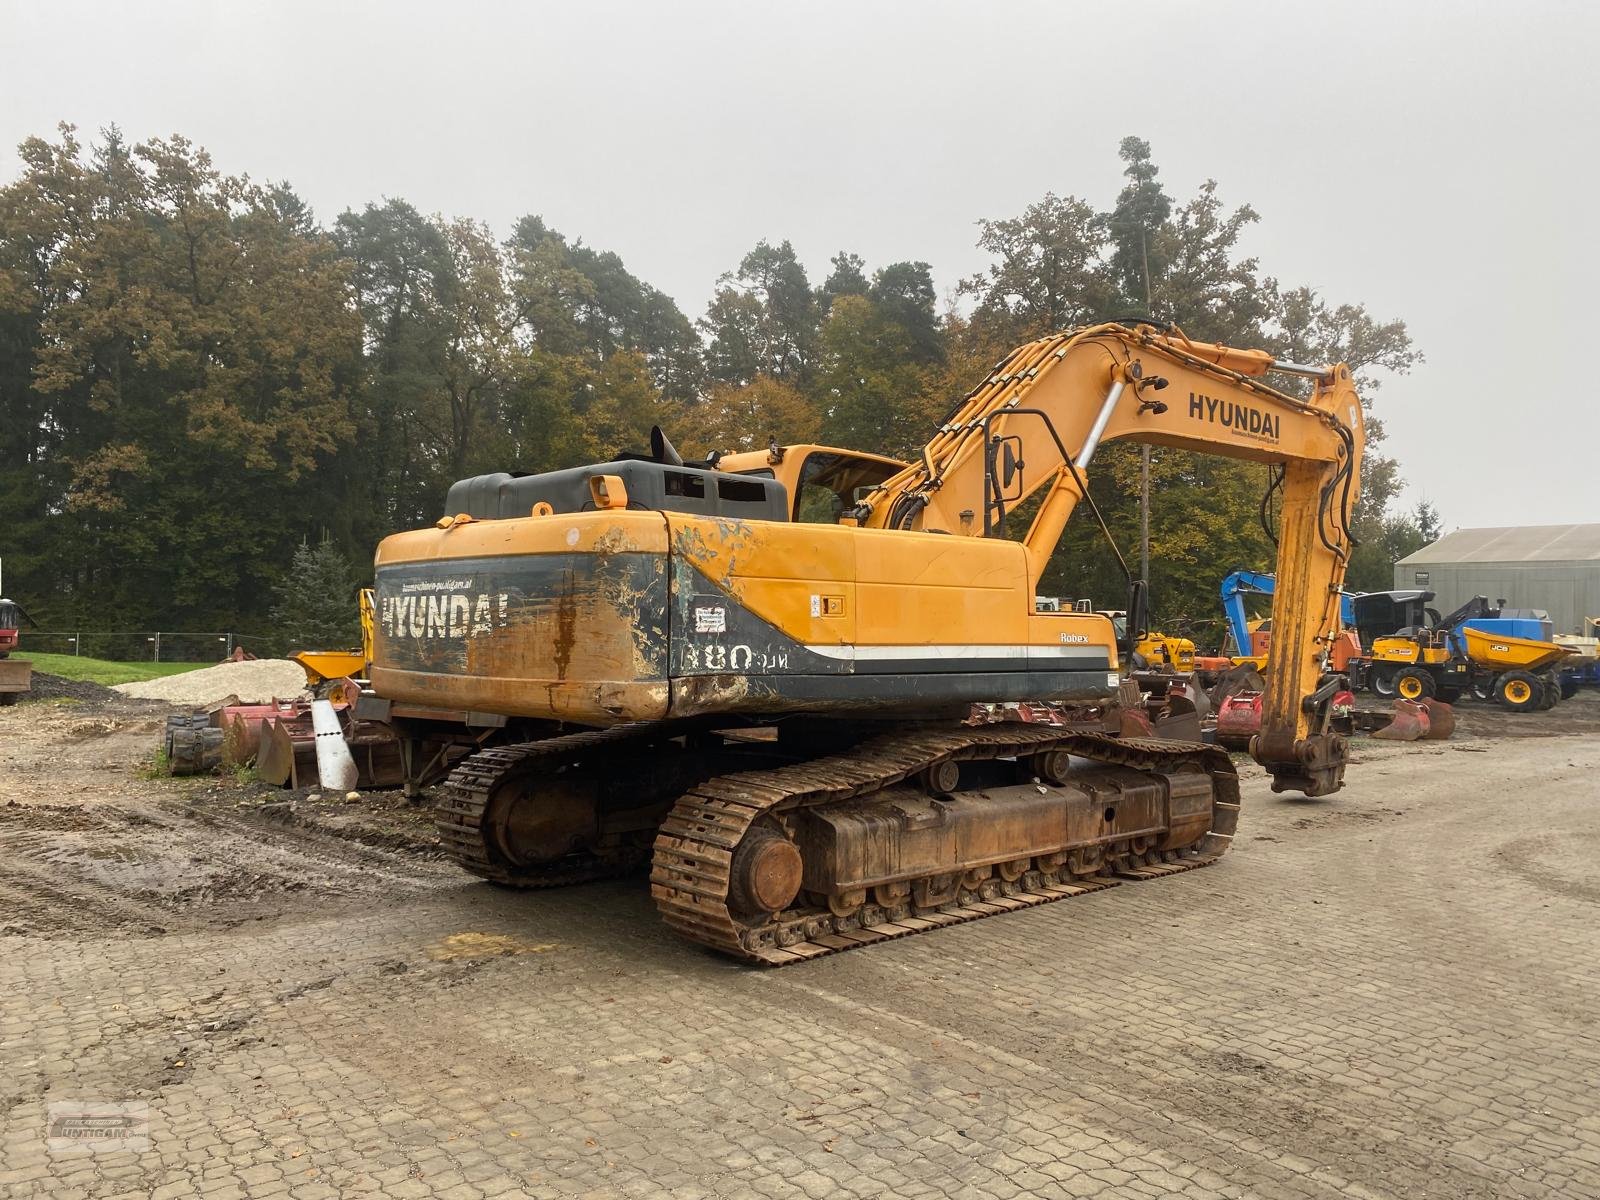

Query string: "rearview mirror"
[[1124, 578, 1150, 665], [1000, 439, 1021, 489]]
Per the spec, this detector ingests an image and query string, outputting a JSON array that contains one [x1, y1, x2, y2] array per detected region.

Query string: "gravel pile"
[[113, 659, 310, 706], [27, 673, 121, 704]]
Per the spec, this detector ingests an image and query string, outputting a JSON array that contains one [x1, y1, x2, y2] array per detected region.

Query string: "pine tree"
[[270, 535, 361, 650]]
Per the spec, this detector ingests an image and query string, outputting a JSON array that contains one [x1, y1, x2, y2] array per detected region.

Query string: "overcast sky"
[[3, 0, 1596, 531]]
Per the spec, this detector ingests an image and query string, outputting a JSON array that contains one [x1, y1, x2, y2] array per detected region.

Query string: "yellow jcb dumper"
[[370, 322, 1364, 964]]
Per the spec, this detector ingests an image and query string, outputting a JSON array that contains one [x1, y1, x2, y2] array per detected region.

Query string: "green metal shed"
[[1394, 524, 1600, 635]]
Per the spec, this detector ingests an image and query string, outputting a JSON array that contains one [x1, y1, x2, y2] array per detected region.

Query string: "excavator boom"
[[848, 323, 1363, 792]]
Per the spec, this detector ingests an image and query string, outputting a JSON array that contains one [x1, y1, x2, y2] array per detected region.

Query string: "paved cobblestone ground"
[[3, 708, 1598, 1198]]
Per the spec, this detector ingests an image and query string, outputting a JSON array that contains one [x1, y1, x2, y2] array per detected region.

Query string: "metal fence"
[[24, 630, 253, 663]]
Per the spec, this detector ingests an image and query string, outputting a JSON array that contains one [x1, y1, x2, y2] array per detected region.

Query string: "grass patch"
[[136, 746, 172, 779], [19, 652, 212, 687]]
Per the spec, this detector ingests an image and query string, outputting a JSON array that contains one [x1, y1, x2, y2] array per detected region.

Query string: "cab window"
[[791, 452, 899, 524]]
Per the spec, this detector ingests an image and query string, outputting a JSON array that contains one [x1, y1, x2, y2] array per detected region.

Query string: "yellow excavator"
[[370, 321, 1364, 964]]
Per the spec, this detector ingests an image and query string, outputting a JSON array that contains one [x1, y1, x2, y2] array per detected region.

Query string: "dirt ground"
[[2, 683, 1598, 1198]]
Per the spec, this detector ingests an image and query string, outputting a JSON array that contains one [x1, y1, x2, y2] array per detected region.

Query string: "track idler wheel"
[[729, 827, 803, 917], [484, 774, 600, 870]]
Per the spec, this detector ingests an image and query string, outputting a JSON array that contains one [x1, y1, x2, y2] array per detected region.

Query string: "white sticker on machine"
[[694, 606, 727, 634], [810, 594, 821, 618]]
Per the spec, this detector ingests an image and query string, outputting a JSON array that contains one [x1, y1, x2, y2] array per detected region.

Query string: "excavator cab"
[[716, 444, 906, 524], [1352, 590, 1439, 648]]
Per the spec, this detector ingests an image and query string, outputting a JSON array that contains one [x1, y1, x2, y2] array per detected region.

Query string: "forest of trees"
[[0, 127, 1433, 651]]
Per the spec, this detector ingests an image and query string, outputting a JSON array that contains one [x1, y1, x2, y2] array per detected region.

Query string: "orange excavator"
[[368, 321, 1364, 963]]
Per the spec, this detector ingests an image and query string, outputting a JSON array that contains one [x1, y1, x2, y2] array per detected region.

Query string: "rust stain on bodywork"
[[552, 570, 578, 680], [374, 546, 671, 724]]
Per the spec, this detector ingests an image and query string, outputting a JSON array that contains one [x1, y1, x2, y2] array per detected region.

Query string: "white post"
[[311, 699, 359, 792]]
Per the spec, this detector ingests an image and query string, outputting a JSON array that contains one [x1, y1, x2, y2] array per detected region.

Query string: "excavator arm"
[[1220, 570, 1281, 658], [857, 323, 1365, 796]]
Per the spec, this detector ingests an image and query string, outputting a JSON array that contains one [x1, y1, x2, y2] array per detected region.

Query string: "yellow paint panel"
[[853, 527, 1029, 646], [667, 516, 1046, 650], [1370, 639, 1419, 663], [377, 509, 669, 566], [668, 515, 858, 647]]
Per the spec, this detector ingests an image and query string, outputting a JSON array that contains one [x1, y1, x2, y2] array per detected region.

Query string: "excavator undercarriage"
[[434, 718, 1238, 964]]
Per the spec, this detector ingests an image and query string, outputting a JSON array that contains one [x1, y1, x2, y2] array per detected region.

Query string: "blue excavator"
[[1214, 570, 1357, 672]]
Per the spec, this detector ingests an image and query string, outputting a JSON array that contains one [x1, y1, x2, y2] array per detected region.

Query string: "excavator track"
[[650, 725, 1239, 966], [435, 724, 664, 886]]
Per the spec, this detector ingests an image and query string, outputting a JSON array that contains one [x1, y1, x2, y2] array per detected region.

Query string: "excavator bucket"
[[1208, 663, 1266, 711], [1118, 707, 1157, 738], [1372, 699, 1431, 742], [1149, 691, 1203, 741], [1215, 690, 1264, 748], [1179, 678, 1213, 724], [256, 714, 318, 787], [220, 710, 259, 769], [1418, 697, 1456, 740]]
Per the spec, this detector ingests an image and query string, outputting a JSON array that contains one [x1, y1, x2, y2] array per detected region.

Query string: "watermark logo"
[[47, 1101, 150, 1155]]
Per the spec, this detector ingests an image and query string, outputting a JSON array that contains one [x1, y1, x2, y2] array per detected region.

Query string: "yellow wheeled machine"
[[370, 322, 1365, 964], [1355, 591, 1576, 711], [1059, 601, 1196, 673], [1460, 627, 1576, 712], [1366, 635, 1469, 703]]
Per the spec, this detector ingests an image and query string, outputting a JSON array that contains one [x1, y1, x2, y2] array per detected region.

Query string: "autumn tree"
[[811, 261, 945, 458], [0, 126, 362, 632], [817, 251, 869, 312], [335, 199, 459, 533], [959, 194, 1114, 353], [694, 376, 820, 455], [1106, 136, 1171, 310]]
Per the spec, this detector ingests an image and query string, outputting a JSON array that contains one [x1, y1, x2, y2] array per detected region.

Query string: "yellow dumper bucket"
[[1461, 627, 1574, 673], [290, 650, 367, 688]]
